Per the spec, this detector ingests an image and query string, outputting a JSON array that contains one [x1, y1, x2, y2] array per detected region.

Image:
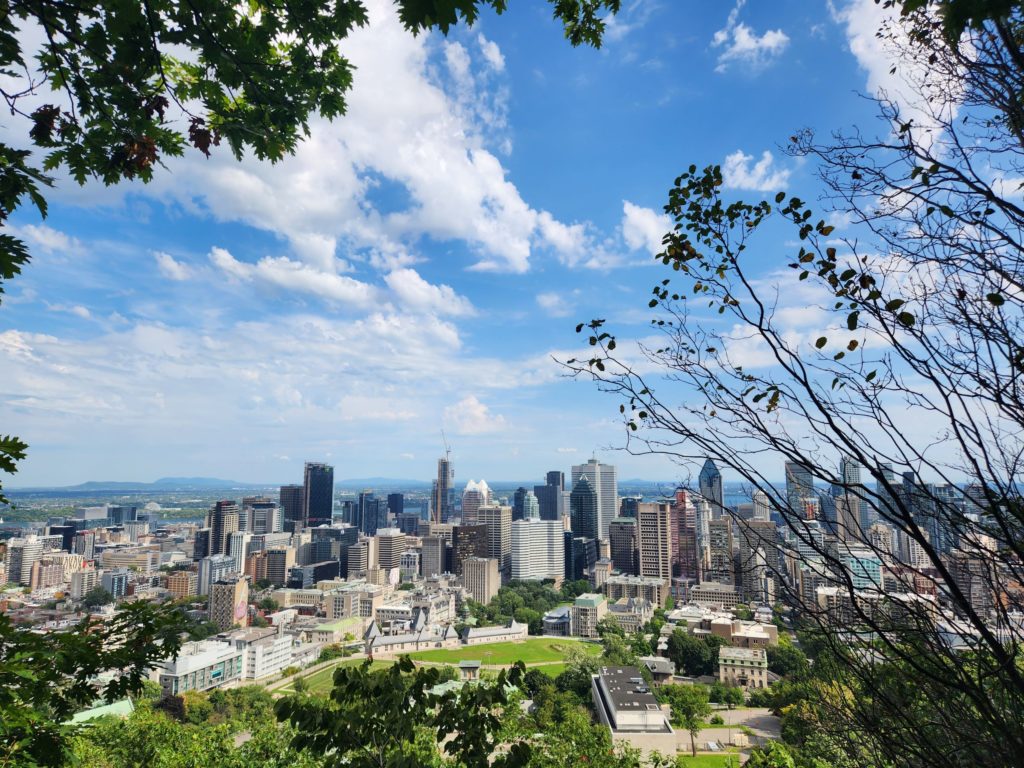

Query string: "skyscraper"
[[433, 455, 454, 524], [510, 519, 564, 581], [571, 459, 618, 538], [387, 493, 405, 517], [477, 504, 512, 575], [303, 462, 335, 527], [207, 500, 240, 557], [452, 524, 488, 576], [569, 475, 599, 540], [357, 491, 386, 536], [738, 520, 782, 604], [706, 518, 735, 585], [512, 487, 528, 521], [698, 459, 724, 518], [462, 557, 500, 604], [376, 528, 406, 572], [245, 497, 281, 534], [279, 484, 304, 532], [608, 517, 639, 575], [637, 502, 672, 585], [785, 461, 815, 524], [522, 491, 540, 520], [533, 472, 562, 522], [839, 455, 870, 530], [462, 479, 491, 524]]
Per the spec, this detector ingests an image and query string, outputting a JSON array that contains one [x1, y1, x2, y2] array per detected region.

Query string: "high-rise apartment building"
[[477, 504, 512, 575], [637, 502, 672, 583], [462, 556, 500, 604], [207, 500, 240, 557], [452, 524, 488, 576], [198, 553, 237, 595], [209, 576, 249, 631], [279, 484, 304, 531], [167, 570, 198, 599], [571, 459, 618, 538], [569, 475, 600, 541], [432, 455, 454, 524], [706, 518, 735, 585], [698, 459, 724, 519], [303, 462, 335, 527], [608, 517, 639, 575], [510, 519, 564, 582], [228, 530, 253, 574]]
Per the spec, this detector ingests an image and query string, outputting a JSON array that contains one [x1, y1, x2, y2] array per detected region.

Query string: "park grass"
[[405, 637, 600, 665], [674, 754, 742, 767], [280, 658, 396, 695]]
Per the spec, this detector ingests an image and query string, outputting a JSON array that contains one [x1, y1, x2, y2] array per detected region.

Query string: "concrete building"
[[689, 581, 741, 609], [510, 519, 564, 582], [706, 519, 735, 586], [69, 567, 98, 600], [571, 593, 608, 638], [591, 666, 672, 733], [718, 646, 768, 689], [198, 553, 237, 595], [604, 574, 668, 607], [421, 536, 447, 578], [376, 528, 406, 573], [158, 639, 244, 696], [477, 504, 512, 575], [209, 576, 249, 631], [452, 524, 488, 576], [101, 568, 131, 598], [638, 502, 672, 585], [7, 536, 44, 585], [606, 597, 654, 634], [166, 570, 198, 599], [461, 620, 529, 645], [462, 557, 500, 605]]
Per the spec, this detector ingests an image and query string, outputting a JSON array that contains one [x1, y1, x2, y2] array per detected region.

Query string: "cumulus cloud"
[[384, 268, 475, 317], [45, 303, 91, 319], [154, 251, 192, 281], [443, 395, 506, 435], [722, 149, 791, 191], [209, 247, 378, 308], [713, 0, 789, 74], [536, 292, 572, 317], [621, 201, 670, 255], [15, 224, 84, 257], [477, 34, 505, 71]]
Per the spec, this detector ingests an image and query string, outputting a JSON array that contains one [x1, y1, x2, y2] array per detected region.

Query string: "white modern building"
[[511, 519, 564, 582], [157, 639, 244, 696]]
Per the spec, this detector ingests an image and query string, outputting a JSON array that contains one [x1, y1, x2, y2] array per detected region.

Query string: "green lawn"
[[281, 658, 396, 695], [674, 755, 742, 768], [405, 637, 600, 665]]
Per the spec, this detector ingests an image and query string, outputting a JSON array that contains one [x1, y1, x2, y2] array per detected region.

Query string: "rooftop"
[[719, 647, 767, 662], [595, 666, 661, 712]]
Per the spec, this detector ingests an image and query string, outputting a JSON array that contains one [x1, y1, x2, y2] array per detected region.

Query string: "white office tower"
[[511, 519, 564, 581], [752, 490, 771, 521], [571, 458, 618, 538], [461, 480, 491, 525], [228, 531, 252, 575], [7, 536, 44, 585]]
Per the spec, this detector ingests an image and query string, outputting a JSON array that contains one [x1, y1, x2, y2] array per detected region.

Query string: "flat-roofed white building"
[[157, 639, 244, 696]]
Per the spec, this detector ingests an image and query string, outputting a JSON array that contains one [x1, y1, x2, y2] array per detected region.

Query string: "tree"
[[0, 603, 186, 766], [657, 684, 710, 757], [276, 656, 531, 767], [81, 585, 113, 607], [0, 0, 622, 502], [745, 741, 797, 768], [723, 685, 744, 710], [566, 5, 1024, 766], [766, 643, 808, 680]]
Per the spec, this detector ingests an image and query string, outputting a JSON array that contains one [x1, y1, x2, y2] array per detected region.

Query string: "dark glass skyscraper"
[[698, 458, 724, 518], [280, 484, 304, 531], [569, 475, 599, 540], [512, 487, 528, 521], [303, 462, 334, 527], [387, 493, 404, 517], [451, 523, 488, 576], [534, 470, 565, 521], [433, 456, 454, 523]]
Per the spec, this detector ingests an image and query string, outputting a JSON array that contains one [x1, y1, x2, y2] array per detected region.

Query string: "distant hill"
[[12, 477, 267, 492]]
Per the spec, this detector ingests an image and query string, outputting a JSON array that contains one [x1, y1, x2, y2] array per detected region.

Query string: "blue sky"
[[0, 0, 906, 486]]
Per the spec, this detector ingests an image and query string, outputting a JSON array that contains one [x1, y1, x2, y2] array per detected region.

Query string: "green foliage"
[[657, 684, 711, 757], [665, 629, 727, 676], [554, 643, 603, 700], [709, 714, 725, 725], [257, 597, 280, 612], [745, 741, 797, 768], [766, 643, 809, 679], [187, 620, 221, 641], [318, 643, 351, 663], [81, 585, 114, 607], [0, 603, 186, 767], [468, 580, 573, 633], [276, 656, 531, 767]]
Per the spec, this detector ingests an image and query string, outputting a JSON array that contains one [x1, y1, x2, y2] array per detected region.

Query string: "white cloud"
[[712, 0, 789, 73], [536, 292, 572, 318], [621, 201, 670, 255], [443, 395, 506, 435], [45, 303, 90, 319], [722, 149, 791, 191], [477, 34, 505, 71], [15, 224, 85, 257], [556, 447, 578, 453], [384, 268, 475, 317], [154, 251, 192, 281], [209, 247, 378, 308]]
